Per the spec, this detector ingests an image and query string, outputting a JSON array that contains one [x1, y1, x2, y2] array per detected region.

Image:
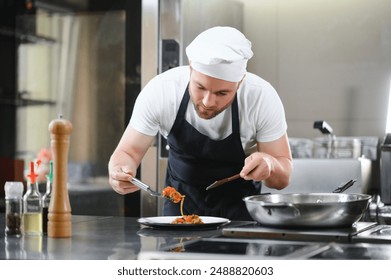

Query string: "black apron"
[[164, 85, 261, 220]]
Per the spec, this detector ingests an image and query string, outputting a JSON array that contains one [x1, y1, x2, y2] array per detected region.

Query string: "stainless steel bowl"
[[243, 193, 372, 228]]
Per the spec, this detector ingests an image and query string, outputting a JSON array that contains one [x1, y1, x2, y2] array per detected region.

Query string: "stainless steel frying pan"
[[243, 189, 371, 228]]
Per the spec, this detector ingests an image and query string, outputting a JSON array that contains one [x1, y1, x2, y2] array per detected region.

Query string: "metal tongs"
[[130, 177, 163, 197], [205, 173, 241, 190], [332, 179, 357, 193]]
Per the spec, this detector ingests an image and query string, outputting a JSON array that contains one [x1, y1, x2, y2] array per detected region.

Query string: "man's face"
[[189, 68, 240, 120]]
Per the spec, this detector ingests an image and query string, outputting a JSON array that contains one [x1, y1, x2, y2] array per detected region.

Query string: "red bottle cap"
[[27, 161, 38, 184]]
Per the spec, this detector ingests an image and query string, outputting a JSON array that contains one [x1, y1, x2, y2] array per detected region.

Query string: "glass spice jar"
[[4, 182, 24, 237]]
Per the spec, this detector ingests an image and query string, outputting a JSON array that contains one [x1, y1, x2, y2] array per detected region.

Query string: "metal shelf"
[[0, 98, 56, 107], [0, 26, 56, 44]]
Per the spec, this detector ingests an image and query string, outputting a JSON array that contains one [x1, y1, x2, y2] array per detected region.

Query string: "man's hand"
[[108, 166, 139, 195], [240, 152, 274, 182]]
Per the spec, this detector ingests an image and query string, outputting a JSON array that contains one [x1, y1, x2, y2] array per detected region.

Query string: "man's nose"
[[202, 92, 216, 107]]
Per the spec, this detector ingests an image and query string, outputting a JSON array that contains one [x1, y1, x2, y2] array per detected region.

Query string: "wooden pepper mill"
[[48, 116, 73, 238]]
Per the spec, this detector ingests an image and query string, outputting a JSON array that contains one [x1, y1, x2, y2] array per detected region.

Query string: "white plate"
[[137, 216, 230, 229]]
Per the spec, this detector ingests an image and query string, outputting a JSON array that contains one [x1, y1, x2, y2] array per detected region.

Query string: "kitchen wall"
[[239, 0, 391, 139]]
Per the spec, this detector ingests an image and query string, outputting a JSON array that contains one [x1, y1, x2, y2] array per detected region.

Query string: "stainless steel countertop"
[[2, 215, 391, 260], [0, 215, 225, 260]]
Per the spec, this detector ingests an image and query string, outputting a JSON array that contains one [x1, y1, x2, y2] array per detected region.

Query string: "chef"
[[108, 26, 292, 220]]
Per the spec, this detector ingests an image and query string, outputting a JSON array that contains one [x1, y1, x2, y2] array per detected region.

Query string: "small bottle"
[[23, 161, 43, 236], [4, 182, 24, 237], [42, 160, 53, 235]]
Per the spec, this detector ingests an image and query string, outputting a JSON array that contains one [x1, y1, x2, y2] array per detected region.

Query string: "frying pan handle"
[[332, 179, 357, 193]]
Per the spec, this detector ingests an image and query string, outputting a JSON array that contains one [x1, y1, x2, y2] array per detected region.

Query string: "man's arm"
[[108, 125, 155, 195], [240, 133, 293, 190]]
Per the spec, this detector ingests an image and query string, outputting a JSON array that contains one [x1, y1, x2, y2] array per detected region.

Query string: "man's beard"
[[192, 100, 233, 120], [193, 103, 219, 119]]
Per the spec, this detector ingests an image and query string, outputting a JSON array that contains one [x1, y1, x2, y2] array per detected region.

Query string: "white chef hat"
[[186, 26, 253, 82]]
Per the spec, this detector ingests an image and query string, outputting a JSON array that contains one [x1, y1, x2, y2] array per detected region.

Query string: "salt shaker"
[[4, 181, 24, 237]]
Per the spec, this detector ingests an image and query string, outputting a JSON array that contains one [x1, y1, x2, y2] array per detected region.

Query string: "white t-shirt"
[[130, 66, 287, 155]]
